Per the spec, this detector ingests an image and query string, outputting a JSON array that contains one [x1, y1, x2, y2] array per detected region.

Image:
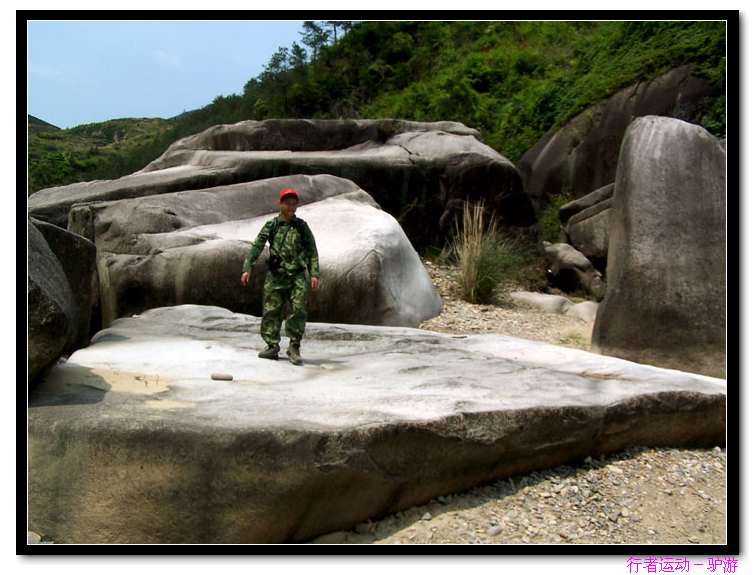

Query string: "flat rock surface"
[[28, 304, 725, 544]]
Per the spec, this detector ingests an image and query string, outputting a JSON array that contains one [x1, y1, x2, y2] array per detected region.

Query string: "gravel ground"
[[311, 447, 726, 545], [418, 260, 593, 350], [310, 260, 727, 546]]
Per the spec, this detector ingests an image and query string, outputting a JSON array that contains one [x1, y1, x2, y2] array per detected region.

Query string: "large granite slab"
[[28, 305, 725, 543]]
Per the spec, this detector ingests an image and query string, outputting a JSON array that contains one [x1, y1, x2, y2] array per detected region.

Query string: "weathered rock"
[[560, 183, 614, 270], [30, 217, 99, 348], [28, 221, 76, 384], [30, 119, 534, 246], [565, 301, 600, 323], [543, 242, 605, 300], [559, 183, 614, 225], [519, 66, 715, 212], [565, 203, 612, 269], [68, 174, 441, 328], [510, 291, 573, 314], [28, 165, 237, 229], [592, 116, 726, 378], [28, 305, 725, 544]]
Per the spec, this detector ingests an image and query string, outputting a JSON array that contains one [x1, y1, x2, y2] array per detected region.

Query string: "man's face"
[[281, 196, 298, 217]]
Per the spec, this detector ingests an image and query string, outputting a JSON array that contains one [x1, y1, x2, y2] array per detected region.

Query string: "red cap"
[[279, 188, 299, 202]]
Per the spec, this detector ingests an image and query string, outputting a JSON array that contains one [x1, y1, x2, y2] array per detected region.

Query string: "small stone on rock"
[[422, 512, 432, 521], [210, 373, 233, 381]]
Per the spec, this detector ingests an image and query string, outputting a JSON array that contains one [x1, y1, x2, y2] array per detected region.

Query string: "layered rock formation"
[[29, 119, 535, 246]]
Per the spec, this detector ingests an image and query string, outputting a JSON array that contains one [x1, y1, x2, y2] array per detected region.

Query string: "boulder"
[[519, 66, 715, 212], [30, 218, 99, 348], [543, 242, 605, 300], [28, 304, 725, 544], [29, 119, 535, 246], [68, 174, 441, 328], [561, 184, 614, 269], [565, 301, 600, 323], [509, 291, 573, 314], [559, 183, 614, 224], [28, 221, 76, 384], [592, 116, 726, 378]]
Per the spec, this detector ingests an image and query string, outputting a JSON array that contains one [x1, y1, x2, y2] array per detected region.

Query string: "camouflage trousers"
[[260, 271, 309, 347]]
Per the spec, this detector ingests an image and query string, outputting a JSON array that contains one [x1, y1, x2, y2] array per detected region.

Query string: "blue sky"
[[27, 20, 305, 129]]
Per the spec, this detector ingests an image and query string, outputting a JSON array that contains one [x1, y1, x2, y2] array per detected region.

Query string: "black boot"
[[258, 344, 280, 360], [287, 341, 302, 366]]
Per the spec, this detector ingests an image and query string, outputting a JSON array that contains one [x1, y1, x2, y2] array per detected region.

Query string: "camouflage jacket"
[[242, 214, 319, 278]]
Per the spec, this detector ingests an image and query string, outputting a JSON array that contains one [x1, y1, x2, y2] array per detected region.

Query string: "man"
[[240, 188, 320, 365]]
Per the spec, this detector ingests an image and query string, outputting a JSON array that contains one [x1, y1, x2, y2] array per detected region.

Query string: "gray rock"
[[30, 218, 99, 349], [67, 174, 441, 328], [561, 184, 614, 269], [30, 119, 535, 246], [543, 242, 605, 300], [592, 116, 726, 378], [565, 301, 600, 323], [28, 304, 725, 543], [27, 531, 42, 544], [28, 221, 76, 385], [559, 183, 614, 224], [510, 291, 573, 314], [519, 66, 715, 212]]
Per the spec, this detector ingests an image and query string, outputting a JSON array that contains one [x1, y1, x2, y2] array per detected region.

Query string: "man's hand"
[[310, 276, 319, 290], [241, 271, 250, 286]]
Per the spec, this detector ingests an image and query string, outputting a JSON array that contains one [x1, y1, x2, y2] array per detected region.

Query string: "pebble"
[[27, 531, 41, 544], [210, 373, 233, 381], [487, 525, 503, 536], [422, 512, 432, 521]]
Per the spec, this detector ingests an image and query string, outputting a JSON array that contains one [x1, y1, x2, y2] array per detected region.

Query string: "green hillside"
[[28, 114, 61, 133], [27, 20, 726, 195], [27, 117, 175, 194]]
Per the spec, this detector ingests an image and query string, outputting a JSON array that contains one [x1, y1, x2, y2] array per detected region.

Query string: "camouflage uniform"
[[242, 215, 319, 348]]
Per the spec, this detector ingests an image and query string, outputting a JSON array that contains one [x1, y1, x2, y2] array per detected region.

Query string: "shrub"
[[450, 202, 533, 304], [538, 193, 571, 243]]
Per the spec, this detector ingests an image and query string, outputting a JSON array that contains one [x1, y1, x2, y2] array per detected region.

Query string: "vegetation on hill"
[[28, 20, 726, 195], [27, 117, 174, 194], [28, 114, 60, 133]]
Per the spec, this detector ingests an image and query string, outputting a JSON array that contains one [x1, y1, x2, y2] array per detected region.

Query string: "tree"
[[300, 21, 329, 60], [289, 42, 308, 69], [266, 46, 290, 75], [325, 21, 355, 44]]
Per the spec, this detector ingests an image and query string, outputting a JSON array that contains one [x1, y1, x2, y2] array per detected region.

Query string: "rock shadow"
[[29, 364, 110, 407]]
